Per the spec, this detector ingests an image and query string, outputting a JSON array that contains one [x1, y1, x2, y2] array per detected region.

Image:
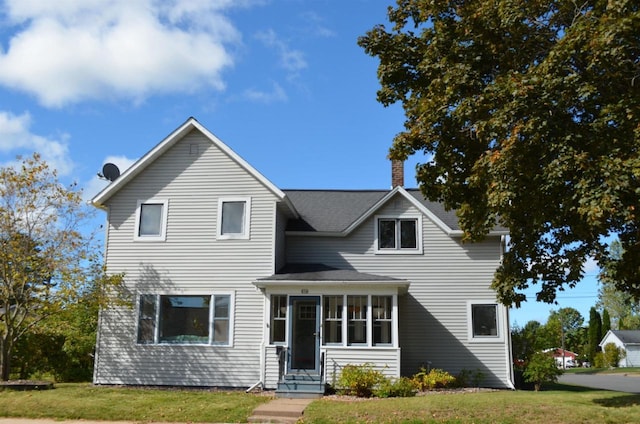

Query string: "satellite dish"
[[102, 163, 120, 182]]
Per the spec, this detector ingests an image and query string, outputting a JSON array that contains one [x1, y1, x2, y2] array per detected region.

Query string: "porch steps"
[[276, 374, 325, 399]]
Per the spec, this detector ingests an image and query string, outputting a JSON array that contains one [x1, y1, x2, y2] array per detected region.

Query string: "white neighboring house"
[[90, 117, 514, 397], [599, 330, 640, 367]]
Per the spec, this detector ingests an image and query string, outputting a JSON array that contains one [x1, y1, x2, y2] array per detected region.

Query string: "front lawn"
[[1, 382, 639, 423], [0, 383, 271, 423], [302, 384, 640, 424]]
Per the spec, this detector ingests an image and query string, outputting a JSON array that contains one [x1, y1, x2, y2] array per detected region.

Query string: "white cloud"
[[83, 155, 137, 201], [242, 82, 287, 104], [0, 110, 73, 175], [255, 29, 307, 74], [0, 0, 244, 107]]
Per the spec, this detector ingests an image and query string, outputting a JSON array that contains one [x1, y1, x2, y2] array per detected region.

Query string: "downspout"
[[501, 235, 516, 390]]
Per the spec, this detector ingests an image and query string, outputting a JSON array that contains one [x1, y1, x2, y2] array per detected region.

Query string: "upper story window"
[[134, 199, 168, 241], [374, 215, 422, 254], [217, 197, 251, 240]]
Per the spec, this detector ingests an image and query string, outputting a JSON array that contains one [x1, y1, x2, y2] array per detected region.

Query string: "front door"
[[289, 296, 320, 374]]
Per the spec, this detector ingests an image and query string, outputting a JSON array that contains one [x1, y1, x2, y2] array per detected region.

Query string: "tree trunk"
[[0, 336, 12, 381]]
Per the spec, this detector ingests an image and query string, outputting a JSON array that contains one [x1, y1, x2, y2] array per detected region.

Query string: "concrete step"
[[248, 398, 313, 423]]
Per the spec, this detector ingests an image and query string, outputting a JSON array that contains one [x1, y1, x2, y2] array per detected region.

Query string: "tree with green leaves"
[[598, 240, 640, 329], [601, 309, 611, 335], [0, 154, 124, 380], [588, 307, 602, 363], [359, 0, 640, 307], [545, 308, 584, 355]]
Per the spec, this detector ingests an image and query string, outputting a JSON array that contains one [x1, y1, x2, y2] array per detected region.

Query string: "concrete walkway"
[[0, 397, 314, 424], [248, 398, 313, 424]]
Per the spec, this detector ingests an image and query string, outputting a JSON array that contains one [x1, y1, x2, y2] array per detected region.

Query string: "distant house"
[[544, 348, 578, 368], [90, 117, 514, 397], [600, 330, 640, 367]]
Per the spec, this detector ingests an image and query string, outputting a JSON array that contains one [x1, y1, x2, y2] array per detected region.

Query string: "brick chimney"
[[391, 159, 404, 188]]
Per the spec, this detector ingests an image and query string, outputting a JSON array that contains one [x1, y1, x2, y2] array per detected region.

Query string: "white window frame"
[[467, 301, 504, 343], [320, 294, 398, 348], [217, 197, 251, 240], [134, 199, 168, 241], [135, 292, 235, 347], [374, 214, 423, 254]]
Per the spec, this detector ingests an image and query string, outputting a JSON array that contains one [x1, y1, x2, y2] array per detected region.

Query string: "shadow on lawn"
[[592, 395, 640, 408]]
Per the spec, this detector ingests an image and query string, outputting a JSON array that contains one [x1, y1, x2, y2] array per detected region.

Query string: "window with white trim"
[[136, 294, 233, 345], [372, 296, 392, 345], [375, 215, 422, 253], [217, 197, 251, 239], [468, 302, 502, 342], [134, 199, 168, 241], [323, 295, 343, 345], [320, 294, 396, 347], [270, 295, 287, 344], [347, 295, 368, 345]]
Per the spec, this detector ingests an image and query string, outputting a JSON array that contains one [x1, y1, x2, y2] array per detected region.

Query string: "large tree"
[[0, 154, 123, 380], [359, 0, 640, 307]]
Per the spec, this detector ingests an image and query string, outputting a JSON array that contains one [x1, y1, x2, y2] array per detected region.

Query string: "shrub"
[[337, 363, 386, 397], [593, 352, 605, 368], [412, 367, 456, 391], [603, 343, 626, 368], [375, 377, 417, 398], [523, 352, 563, 391], [453, 369, 486, 388]]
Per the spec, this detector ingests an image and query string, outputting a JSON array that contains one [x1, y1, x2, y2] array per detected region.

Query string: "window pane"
[[323, 296, 343, 344], [347, 295, 367, 345], [214, 296, 230, 318], [214, 319, 229, 343], [270, 295, 287, 343], [378, 220, 396, 249], [472, 304, 498, 337], [159, 295, 210, 344], [221, 201, 245, 234], [137, 295, 156, 344], [139, 203, 163, 236], [373, 296, 392, 345], [400, 220, 417, 249]]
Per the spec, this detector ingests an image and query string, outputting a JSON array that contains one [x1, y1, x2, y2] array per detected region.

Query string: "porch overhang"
[[253, 264, 410, 294]]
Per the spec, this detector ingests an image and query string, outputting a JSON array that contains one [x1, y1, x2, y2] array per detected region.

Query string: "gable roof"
[[91, 117, 293, 213], [284, 186, 508, 237], [604, 330, 640, 345]]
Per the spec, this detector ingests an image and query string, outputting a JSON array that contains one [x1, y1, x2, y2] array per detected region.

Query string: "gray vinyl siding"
[[95, 130, 278, 387], [323, 348, 400, 384], [285, 193, 511, 388]]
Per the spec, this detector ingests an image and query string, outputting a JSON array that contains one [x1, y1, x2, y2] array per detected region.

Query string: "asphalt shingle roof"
[[612, 330, 640, 345], [283, 188, 467, 233], [259, 263, 404, 282]]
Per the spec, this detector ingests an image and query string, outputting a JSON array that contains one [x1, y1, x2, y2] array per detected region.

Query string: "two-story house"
[[91, 117, 514, 396]]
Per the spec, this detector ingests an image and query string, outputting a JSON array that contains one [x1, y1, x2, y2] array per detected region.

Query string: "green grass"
[[0, 383, 271, 423], [302, 385, 640, 424], [1, 382, 640, 423]]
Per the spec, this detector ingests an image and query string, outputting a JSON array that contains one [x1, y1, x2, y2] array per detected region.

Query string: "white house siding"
[[95, 130, 279, 387], [285, 193, 511, 388], [626, 346, 640, 367], [323, 347, 401, 386]]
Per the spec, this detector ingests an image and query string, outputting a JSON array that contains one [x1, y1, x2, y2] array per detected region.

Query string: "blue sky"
[[0, 0, 600, 326]]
